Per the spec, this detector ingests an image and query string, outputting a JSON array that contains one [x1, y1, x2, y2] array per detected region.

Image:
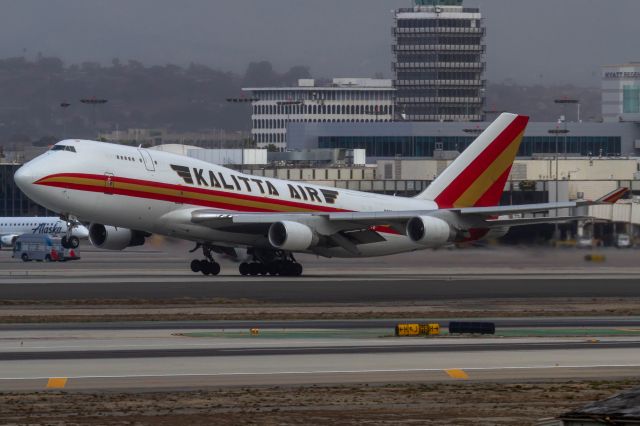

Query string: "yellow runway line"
[[445, 369, 469, 380], [46, 377, 68, 389]]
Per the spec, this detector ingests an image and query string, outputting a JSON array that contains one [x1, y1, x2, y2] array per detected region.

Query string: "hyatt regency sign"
[[604, 71, 640, 79]]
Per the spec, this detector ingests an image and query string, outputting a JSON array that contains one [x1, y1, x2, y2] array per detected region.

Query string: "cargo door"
[[138, 149, 155, 171]]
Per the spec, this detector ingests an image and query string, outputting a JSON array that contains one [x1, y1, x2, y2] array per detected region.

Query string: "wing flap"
[[485, 216, 589, 227]]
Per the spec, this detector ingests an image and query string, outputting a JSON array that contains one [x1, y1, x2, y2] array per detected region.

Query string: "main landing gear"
[[238, 249, 303, 277], [189, 243, 221, 276]]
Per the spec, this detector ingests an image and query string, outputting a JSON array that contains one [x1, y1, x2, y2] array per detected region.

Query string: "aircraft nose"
[[14, 163, 34, 193]]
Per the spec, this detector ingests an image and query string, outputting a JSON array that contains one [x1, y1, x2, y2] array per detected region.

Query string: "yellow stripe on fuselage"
[[40, 176, 314, 212]]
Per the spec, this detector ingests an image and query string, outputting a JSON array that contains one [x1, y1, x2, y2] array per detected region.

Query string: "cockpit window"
[[51, 145, 76, 153]]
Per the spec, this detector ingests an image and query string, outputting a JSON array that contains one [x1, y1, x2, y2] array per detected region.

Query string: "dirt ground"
[[1, 380, 638, 425], [0, 297, 639, 323]]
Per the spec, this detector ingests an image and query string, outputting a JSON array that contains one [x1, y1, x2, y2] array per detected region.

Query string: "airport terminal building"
[[287, 120, 640, 159], [243, 78, 395, 151]]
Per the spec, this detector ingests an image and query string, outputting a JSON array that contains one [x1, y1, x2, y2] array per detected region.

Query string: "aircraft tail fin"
[[594, 187, 629, 204], [416, 113, 529, 208]]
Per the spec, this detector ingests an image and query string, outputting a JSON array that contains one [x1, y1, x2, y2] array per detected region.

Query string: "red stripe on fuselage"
[[434, 116, 528, 208], [36, 173, 345, 213]]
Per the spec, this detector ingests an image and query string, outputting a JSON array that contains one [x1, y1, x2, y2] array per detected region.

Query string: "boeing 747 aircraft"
[[13, 113, 627, 276], [0, 217, 88, 249]]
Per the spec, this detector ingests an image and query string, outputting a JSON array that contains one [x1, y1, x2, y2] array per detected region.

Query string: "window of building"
[[623, 85, 640, 113]]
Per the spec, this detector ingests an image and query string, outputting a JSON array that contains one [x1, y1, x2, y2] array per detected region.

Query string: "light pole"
[[554, 98, 580, 122], [60, 101, 71, 138], [549, 126, 570, 240], [80, 98, 108, 138]]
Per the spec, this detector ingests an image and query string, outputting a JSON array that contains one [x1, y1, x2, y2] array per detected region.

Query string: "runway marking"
[[2, 364, 640, 382], [46, 377, 67, 389], [445, 369, 469, 379]]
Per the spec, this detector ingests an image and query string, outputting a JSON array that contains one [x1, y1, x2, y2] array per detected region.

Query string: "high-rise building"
[[244, 78, 394, 150], [392, 0, 486, 122], [602, 63, 640, 123]]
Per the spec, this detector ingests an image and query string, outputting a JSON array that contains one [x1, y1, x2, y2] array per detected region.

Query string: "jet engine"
[[406, 216, 452, 248], [88, 223, 147, 251], [268, 221, 318, 251], [0, 235, 17, 246], [484, 226, 509, 240]]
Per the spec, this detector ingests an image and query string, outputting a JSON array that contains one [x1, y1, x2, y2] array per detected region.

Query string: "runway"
[[3, 276, 640, 302], [2, 246, 640, 302], [1, 247, 639, 392], [3, 317, 640, 331], [0, 321, 639, 391]]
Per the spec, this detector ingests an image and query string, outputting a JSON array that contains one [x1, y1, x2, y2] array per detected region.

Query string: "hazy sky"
[[1, 0, 639, 86]]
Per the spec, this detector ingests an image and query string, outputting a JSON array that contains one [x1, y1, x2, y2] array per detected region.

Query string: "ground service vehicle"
[[12, 234, 80, 262], [616, 233, 632, 248]]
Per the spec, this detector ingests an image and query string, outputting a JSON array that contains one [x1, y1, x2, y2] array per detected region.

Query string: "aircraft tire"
[[248, 263, 261, 276], [61, 236, 69, 249], [190, 259, 201, 273], [69, 236, 80, 248], [267, 262, 280, 276], [208, 262, 221, 276], [239, 262, 250, 276], [292, 262, 303, 276], [279, 262, 303, 277]]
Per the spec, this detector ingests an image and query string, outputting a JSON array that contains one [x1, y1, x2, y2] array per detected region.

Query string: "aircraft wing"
[[189, 187, 629, 234], [484, 216, 589, 227]]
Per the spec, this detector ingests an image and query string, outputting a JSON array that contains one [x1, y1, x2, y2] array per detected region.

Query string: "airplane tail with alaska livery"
[[14, 113, 627, 277]]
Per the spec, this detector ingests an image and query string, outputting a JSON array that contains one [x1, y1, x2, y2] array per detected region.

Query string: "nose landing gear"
[[60, 216, 80, 249], [189, 243, 221, 276]]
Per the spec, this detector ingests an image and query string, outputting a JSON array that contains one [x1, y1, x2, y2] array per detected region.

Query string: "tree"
[[243, 61, 277, 87], [281, 66, 311, 86]]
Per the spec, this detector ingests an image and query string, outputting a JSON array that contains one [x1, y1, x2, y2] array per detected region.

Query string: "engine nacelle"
[[484, 226, 509, 240], [268, 221, 318, 251], [406, 216, 452, 248], [88, 223, 146, 251], [0, 235, 17, 246]]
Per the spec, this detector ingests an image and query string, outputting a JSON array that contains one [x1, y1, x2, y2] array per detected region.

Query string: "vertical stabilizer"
[[416, 113, 529, 208]]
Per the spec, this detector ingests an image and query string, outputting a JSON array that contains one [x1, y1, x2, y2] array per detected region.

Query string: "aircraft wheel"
[[61, 236, 69, 249], [292, 262, 303, 277], [248, 263, 261, 276], [279, 261, 293, 276], [267, 262, 280, 276], [258, 264, 268, 275], [190, 259, 201, 273], [239, 262, 250, 276], [209, 262, 221, 276], [68, 236, 80, 248]]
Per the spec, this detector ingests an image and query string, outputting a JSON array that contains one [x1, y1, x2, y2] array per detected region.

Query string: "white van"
[[616, 234, 632, 248], [12, 234, 80, 262]]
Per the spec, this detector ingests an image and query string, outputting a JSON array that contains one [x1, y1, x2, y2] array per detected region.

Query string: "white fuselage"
[[15, 140, 443, 257], [0, 216, 89, 247]]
